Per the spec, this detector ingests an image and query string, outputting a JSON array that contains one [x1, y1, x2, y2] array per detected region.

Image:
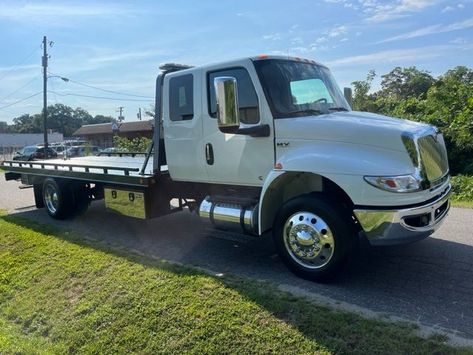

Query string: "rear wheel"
[[42, 178, 74, 219], [273, 194, 356, 282]]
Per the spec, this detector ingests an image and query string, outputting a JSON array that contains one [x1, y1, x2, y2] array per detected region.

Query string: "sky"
[[0, 0, 472, 124]]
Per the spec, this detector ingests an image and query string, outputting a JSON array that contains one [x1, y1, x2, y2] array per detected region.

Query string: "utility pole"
[[42, 36, 49, 157], [137, 107, 142, 121], [117, 106, 124, 122]]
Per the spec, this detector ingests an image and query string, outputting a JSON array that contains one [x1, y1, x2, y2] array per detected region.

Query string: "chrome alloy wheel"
[[283, 211, 335, 269], [44, 184, 59, 214]]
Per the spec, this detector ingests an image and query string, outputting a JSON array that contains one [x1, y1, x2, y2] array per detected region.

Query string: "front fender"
[[274, 140, 421, 207], [257, 141, 449, 234]]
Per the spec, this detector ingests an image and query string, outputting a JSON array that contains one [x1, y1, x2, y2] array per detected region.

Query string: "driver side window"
[[208, 68, 260, 124]]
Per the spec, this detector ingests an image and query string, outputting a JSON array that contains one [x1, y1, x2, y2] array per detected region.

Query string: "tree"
[[379, 66, 435, 99], [88, 115, 114, 125], [351, 65, 473, 175], [144, 104, 155, 119], [11, 114, 41, 133], [351, 70, 377, 112], [422, 66, 473, 174], [7, 105, 115, 137], [46, 104, 79, 137]]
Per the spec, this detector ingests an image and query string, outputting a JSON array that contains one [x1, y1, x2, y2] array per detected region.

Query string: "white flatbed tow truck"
[[2, 56, 451, 281]]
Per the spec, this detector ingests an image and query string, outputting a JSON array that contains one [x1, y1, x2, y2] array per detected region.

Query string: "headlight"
[[364, 174, 421, 193]]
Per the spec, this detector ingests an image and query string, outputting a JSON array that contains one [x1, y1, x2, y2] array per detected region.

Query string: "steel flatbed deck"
[[1, 155, 162, 187]]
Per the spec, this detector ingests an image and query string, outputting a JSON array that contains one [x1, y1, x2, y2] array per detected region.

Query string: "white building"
[[0, 132, 63, 148]]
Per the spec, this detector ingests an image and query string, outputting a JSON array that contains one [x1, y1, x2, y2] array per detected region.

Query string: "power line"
[[48, 71, 153, 99], [48, 90, 152, 102], [0, 91, 42, 110], [0, 75, 41, 103], [0, 45, 41, 82]]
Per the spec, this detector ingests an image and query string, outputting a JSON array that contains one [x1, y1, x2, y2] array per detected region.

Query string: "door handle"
[[205, 143, 214, 165]]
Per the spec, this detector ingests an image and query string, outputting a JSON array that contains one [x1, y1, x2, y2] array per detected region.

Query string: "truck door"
[[163, 71, 208, 182], [202, 63, 274, 186]]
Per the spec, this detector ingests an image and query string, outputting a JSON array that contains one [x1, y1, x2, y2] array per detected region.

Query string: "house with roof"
[[72, 120, 153, 148]]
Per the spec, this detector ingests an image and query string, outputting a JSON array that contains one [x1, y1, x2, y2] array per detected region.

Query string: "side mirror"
[[214, 76, 240, 133], [343, 87, 353, 108]]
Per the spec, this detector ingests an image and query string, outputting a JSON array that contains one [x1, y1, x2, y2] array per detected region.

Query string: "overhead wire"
[[0, 92, 42, 110], [48, 71, 153, 99], [0, 45, 153, 114], [48, 91, 152, 102], [0, 75, 41, 103], [0, 45, 41, 82]]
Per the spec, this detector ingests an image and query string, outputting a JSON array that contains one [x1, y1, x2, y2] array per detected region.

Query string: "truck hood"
[[275, 111, 432, 152]]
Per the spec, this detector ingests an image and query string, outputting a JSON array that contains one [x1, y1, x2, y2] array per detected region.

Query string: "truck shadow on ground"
[[5, 204, 473, 340]]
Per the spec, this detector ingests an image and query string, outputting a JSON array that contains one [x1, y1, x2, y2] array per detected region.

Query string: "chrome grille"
[[417, 133, 449, 185]]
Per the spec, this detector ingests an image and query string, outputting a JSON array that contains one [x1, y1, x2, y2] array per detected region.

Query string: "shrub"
[[450, 175, 473, 201], [113, 136, 152, 152]]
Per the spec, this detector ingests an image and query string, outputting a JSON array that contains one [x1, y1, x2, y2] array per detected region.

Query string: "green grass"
[[451, 175, 473, 208], [451, 200, 473, 208], [0, 214, 471, 354]]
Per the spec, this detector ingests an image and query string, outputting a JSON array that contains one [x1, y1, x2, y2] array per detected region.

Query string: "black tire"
[[273, 193, 356, 282], [42, 178, 74, 220], [73, 183, 90, 216], [33, 184, 44, 208]]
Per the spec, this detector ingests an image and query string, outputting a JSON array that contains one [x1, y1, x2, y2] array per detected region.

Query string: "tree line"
[[351, 66, 473, 175], [3, 104, 115, 137]]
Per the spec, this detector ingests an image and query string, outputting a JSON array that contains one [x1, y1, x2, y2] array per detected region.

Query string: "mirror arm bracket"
[[235, 124, 271, 137]]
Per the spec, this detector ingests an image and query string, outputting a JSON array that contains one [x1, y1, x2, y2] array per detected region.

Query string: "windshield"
[[253, 59, 350, 118], [20, 146, 37, 155]]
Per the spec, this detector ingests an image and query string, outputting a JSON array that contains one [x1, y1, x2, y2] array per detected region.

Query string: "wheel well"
[[259, 172, 354, 234]]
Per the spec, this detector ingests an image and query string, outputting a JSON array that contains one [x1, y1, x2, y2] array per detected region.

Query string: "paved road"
[[1, 177, 473, 340]]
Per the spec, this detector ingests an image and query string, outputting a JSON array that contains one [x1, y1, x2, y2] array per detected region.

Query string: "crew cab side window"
[[208, 68, 259, 124], [169, 74, 194, 121]]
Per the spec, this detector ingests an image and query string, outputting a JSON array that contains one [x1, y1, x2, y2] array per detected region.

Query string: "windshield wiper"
[[286, 109, 322, 116], [328, 107, 349, 112]]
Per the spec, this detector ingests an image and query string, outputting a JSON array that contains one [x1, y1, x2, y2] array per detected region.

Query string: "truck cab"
[[161, 58, 275, 186]]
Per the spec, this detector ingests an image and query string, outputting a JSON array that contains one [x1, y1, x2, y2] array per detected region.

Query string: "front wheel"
[[273, 194, 356, 282]]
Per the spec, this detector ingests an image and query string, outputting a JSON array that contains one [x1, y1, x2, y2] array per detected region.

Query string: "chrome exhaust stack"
[[199, 196, 258, 235]]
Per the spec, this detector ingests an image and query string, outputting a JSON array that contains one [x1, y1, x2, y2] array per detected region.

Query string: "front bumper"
[[354, 184, 451, 246]]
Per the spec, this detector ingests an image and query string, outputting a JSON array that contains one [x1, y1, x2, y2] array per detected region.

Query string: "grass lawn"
[[451, 200, 473, 209], [0, 213, 471, 354]]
